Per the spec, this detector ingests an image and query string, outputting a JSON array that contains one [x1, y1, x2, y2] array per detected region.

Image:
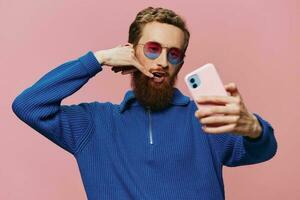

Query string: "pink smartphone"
[[184, 63, 228, 110]]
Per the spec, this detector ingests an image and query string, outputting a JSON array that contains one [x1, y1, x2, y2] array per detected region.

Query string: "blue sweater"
[[12, 51, 277, 200]]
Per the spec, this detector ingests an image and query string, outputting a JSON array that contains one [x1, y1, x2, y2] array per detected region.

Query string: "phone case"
[[184, 63, 228, 110]]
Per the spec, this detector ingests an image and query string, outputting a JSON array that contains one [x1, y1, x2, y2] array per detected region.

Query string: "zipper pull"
[[147, 106, 153, 145]]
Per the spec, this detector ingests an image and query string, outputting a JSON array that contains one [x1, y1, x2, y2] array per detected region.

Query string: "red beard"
[[130, 70, 178, 112]]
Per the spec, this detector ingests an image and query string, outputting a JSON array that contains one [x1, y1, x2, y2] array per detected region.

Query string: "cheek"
[[136, 53, 156, 70], [169, 66, 180, 76], [136, 49, 152, 69]]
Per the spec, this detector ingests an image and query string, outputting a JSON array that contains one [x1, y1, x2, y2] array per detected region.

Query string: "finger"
[[200, 115, 239, 125], [224, 82, 241, 98], [124, 43, 133, 47], [121, 68, 138, 75], [224, 82, 237, 90], [195, 104, 240, 118], [120, 43, 132, 47], [196, 96, 240, 104], [112, 67, 121, 72], [112, 68, 123, 73], [111, 66, 135, 73], [202, 123, 236, 134], [132, 60, 153, 78], [142, 69, 154, 78], [129, 53, 153, 78]]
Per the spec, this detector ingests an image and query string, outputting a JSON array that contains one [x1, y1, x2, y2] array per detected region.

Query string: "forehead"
[[139, 22, 185, 49]]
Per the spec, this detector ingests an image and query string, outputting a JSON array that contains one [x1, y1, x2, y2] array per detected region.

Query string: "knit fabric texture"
[[12, 51, 277, 200]]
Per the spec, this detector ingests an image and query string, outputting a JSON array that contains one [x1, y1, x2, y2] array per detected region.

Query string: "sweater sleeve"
[[208, 113, 278, 167], [11, 51, 102, 155]]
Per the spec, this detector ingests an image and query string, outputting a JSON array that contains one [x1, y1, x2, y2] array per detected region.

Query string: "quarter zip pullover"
[[12, 51, 278, 200]]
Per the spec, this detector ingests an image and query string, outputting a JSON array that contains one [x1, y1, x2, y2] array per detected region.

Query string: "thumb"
[[224, 82, 241, 98], [132, 59, 153, 78]]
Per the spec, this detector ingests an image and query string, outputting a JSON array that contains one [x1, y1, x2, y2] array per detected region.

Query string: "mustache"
[[133, 70, 169, 78], [150, 70, 168, 76]]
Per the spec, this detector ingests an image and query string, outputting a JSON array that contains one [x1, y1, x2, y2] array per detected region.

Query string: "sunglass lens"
[[168, 48, 183, 65], [144, 42, 161, 59]]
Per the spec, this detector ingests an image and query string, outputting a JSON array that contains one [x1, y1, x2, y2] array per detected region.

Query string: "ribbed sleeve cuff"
[[79, 51, 103, 77], [243, 113, 272, 144]]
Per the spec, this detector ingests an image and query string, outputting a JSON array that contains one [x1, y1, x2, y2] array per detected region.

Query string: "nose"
[[156, 49, 168, 68]]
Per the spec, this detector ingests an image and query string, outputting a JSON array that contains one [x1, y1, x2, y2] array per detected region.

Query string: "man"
[[12, 7, 277, 200]]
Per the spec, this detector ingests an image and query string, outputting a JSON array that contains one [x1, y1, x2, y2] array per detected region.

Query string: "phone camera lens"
[[190, 78, 195, 83], [192, 84, 197, 88]]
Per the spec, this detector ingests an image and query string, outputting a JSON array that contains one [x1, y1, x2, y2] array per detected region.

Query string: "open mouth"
[[151, 71, 167, 83], [152, 72, 165, 77]]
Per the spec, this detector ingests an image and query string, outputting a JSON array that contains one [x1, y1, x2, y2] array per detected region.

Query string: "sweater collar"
[[119, 88, 190, 113]]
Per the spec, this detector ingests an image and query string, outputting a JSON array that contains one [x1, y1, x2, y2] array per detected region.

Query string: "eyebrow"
[[148, 40, 182, 49]]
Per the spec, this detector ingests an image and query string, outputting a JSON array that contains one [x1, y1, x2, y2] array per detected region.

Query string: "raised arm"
[[12, 52, 102, 154], [194, 82, 278, 166], [12, 44, 153, 155]]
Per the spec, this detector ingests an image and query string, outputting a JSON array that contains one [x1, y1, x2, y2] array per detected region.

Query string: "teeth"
[[153, 72, 162, 77], [152, 72, 165, 77]]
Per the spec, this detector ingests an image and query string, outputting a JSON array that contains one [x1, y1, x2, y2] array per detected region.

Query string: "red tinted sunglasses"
[[137, 41, 185, 65]]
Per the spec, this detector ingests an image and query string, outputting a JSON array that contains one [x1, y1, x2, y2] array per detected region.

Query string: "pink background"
[[1, 0, 299, 199]]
